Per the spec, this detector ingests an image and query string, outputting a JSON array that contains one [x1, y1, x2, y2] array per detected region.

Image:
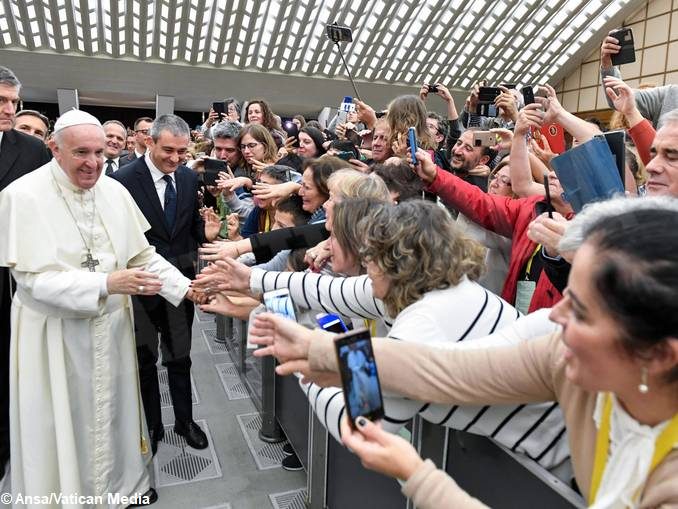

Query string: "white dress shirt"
[[145, 154, 176, 209]]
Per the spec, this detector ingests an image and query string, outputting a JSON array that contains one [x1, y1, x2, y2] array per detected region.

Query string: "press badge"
[[515, 280, 536, 315]]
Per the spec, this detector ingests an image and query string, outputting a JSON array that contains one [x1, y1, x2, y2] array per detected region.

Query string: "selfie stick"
[[333, 41, 362, 102]]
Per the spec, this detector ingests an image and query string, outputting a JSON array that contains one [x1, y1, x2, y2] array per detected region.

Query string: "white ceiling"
[[0, 0, 640, 117]]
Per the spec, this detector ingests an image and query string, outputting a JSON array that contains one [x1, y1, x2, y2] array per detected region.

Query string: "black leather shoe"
[[126, 487, 158, 507], [149, 426, 165, 456], [174, 420, 208, 449]]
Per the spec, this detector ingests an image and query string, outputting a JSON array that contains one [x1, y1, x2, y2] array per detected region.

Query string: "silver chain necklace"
[[51, 169, 100, 272]]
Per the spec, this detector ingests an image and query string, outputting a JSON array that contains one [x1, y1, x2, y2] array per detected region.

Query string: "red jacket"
[[427, 168, 562, 312]]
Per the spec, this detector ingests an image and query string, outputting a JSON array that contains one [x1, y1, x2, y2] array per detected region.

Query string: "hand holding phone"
[[407, 127, 418, 165], [212, 101, 226, 121], [522, 85, 535, 106], [204, 158, 228, 186], [316, 313, 348, 333], [334, 328, 384, 428], [609, 28, 635, 66]]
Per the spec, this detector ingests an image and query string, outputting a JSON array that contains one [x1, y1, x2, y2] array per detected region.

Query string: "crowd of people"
[[0, 26, 677, 508]]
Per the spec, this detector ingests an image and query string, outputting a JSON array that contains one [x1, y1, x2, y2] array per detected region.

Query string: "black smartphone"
[[326, 23, 352, 42], [522, 85, 535, 105], [501, 83, 517, 89], [212, 101, 226, 121], [282, 121, 300, 148], [476, 87, 501, 116], [204, 158, 227, 186], [610, 28, 635, 66], [543, 172, 553, 219], [334, 328, 384, 428], [427, 83, 439, 93]]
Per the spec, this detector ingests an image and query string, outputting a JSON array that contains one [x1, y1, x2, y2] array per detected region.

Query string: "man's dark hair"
[[427, 112, 448, 138], [133, 116, 153, 130], [372, 161, 424, 202], [276, 195, 311, 226]]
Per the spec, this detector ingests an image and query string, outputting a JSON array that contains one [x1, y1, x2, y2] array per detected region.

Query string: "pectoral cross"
[[82, 250, 100, 272]]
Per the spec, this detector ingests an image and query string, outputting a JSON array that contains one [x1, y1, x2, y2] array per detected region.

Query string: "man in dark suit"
[[118, 116, 153, 168], [113, 114, 219, 454], [0, 66, 52, 479]]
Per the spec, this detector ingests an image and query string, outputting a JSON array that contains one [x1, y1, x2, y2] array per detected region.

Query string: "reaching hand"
[[194, 257, 252, 292], [534, 84, 564, 125], [530, 135, 556, 165], [489, 128, 513, 151], [495, 86, 518, 122], [199, 240, 240, 261], [354, 99, 377, 129], [603, 76, 640, 119], [418, 83, 430, 101], [305, 239, 332, 271], [340, 416, 424, 481], [202, 207, 222, 241], [252, 181, 300, 205], [185, 287, 209, 304], [250, 158, 270, 174], [434, 83, 454, 103], [249, 312, 322, 364], [527, 212, 571, 260], [515, 103, 545, 137], [199, 292, 247, 318], [107, 268, 162, 296], [335, 123, 348, 140]]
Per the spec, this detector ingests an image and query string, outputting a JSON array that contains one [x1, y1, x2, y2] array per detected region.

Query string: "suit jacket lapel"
[[0, 130, 21, 184], [135, 160, 171, 238]]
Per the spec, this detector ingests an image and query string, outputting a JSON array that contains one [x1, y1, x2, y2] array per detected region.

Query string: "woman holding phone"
[[251, 196, 678, 509]]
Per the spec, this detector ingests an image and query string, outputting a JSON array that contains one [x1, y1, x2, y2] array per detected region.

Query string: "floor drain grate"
[[236, 413, 286, 470], [154, 419, 222, 487], [269, 488, 307, 509], [203, 329, 231, 356], [158, 368, 199, 408], [216, 363, 250, 400]]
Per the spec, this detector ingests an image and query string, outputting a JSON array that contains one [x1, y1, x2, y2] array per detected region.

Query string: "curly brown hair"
[[357, 200, 486, 316]]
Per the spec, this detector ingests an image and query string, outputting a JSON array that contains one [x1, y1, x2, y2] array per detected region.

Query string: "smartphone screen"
[[522, 85, 535, 105], [407, 127, 417, 165], [316, 313, 348, 333], [335, 328, 384, 427], [263, 289, 297, 321]]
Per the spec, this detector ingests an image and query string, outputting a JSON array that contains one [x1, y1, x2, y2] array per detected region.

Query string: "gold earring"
[[638, 366, 649, 394]]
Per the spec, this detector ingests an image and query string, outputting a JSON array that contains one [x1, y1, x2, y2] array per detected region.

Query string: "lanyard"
[[363, 319, 377, 336], [524, 244, 541, 280], [589, 392, 678, 504]]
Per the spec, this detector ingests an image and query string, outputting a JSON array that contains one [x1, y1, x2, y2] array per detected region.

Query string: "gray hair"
[[0, 66, 21, 90], [559, 196, 678, 253], [16, 109, 48, 126], [211, 120, 242, 140], [102, 119, 127, 133], [150, 114, 190, 141], [659, 108, 678, 127]]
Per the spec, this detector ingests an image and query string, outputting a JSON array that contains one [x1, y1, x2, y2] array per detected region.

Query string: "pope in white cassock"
[[0, 110, 198, 507]]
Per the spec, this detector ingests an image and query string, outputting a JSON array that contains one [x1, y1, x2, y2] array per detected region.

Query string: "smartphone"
[[427, 83, 439, 93], [326, 23, 353, 42], [501, 83, 517, 89], [212, 101, 226, 121], [203, 158, 227, 186], [537, 123, 566, 154], [543, 172, 553, 219], [407, 127, 417, 165], [336, 150, 355, 161], [334, 328, 384, 428], [282, 121, 300, 147], [316, 313, 348, 333], [476, 87, 501, 116], [522, 85, 535, 106], [600, 130, 627, 185], [263, 289, 297, 322], [609, 28, 635, 66], [473, 131, 496, 148]]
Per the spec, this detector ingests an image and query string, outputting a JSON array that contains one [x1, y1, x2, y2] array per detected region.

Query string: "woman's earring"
[[638, 366, 649, 394]]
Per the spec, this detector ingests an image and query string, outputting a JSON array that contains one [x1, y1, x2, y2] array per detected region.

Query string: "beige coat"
[[308, 331, 678, 508]]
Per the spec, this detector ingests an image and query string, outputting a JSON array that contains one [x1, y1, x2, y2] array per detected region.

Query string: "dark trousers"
[[0, 268, 11, 464], [133, 295, 194, 431]]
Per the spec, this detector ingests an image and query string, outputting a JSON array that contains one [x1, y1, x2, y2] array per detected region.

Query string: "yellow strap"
[[589, 393, 613, 504], [363, 319, 377, 336], [589, 393, 678, 505], [524, 244, 542, 279], [264, 210, 271, 232]]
